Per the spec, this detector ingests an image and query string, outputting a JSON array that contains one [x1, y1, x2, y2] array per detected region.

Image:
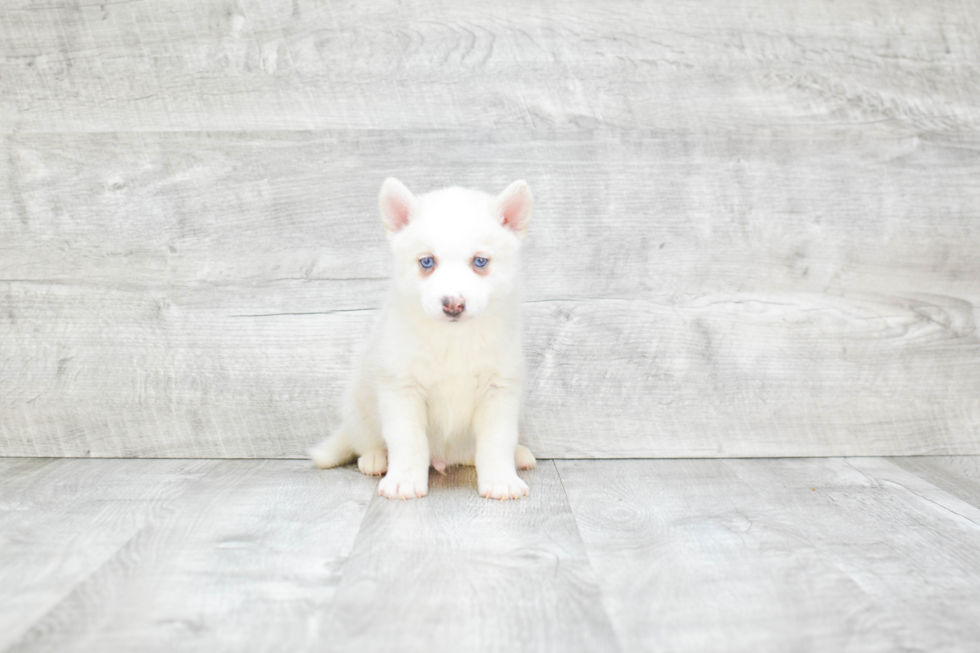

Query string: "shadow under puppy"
[[310, 178, 537, 500]]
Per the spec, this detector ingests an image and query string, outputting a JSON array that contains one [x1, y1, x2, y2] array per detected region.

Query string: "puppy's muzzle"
[[441, 296, 466, 317]]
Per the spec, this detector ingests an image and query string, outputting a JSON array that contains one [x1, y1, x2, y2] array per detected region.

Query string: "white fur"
[[310, 178, 537, 500]]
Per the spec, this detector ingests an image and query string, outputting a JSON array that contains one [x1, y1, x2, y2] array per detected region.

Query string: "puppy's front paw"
[[478, 474, 529, 500], [377, 470, 428, 500]]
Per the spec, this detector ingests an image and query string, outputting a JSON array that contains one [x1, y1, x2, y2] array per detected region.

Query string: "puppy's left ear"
[[496, 180, 533, 240]]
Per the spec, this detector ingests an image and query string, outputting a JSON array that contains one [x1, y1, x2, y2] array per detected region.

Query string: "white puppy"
[[310, 178, 537, 500]]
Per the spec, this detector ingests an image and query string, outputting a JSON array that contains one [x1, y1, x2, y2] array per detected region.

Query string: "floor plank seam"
[[849, 458, 980, 529], [551, 460, 626, 653], [4, 527, 143, 652], [2, 475, 204, 653]]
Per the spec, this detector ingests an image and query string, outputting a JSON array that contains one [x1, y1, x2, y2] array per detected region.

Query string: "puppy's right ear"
[[379, 177, 416, 239]]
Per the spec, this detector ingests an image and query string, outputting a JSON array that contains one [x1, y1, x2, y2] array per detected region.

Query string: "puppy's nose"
[[441, 296, 466, 317]]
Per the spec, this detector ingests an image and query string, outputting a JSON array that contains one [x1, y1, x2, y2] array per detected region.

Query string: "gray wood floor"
[[3, 456, 980, 653]]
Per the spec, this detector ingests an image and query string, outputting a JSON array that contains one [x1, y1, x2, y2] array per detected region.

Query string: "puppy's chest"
[[409, 336, 512, 414], [419, 364, 491, 441], [407, 324, 514, 384], [413, 353, 497, 399]]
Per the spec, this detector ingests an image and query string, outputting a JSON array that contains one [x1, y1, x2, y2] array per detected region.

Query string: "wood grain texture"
[[2, 0, 980, 458], [318, 462, 619, 653], [888, 455, 980, 509], [2, 129, 978, 457], [2, 459, 376, 653], [6, 457, 980, 652], [0, 458, 218, 650], [557, 457, 980, 653], [1, 0, 978, 132], [731, 457, 980, 652]]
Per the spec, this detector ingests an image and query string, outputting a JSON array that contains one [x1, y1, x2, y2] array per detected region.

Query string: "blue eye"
[[473, 257, 488, 268], [419, 256, 434, 269]]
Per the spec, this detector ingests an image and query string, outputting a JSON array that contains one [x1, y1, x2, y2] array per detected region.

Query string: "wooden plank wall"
[[1, 0, 978, 458]]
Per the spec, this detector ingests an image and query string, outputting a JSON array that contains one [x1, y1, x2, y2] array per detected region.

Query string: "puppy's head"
[[379, 178, 532, 323]]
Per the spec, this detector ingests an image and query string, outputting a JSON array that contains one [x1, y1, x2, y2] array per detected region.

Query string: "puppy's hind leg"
[[357, 448, 388, 476], [515, 444, 537, 470], [309, 431, 357, 469], [461, 444, 535, 470]]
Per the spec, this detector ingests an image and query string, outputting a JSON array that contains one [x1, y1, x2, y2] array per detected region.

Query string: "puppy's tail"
[[309, 431, 357, 469]]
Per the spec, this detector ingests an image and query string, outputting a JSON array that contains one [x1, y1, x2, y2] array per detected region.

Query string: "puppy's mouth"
[[436, 312, 472, 323]]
